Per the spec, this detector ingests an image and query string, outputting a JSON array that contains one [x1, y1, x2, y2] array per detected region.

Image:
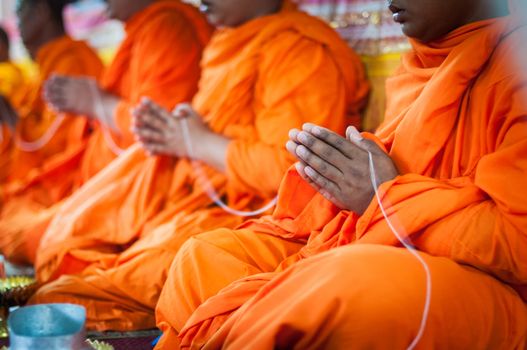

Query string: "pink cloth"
[[296, 0, 409, 55]]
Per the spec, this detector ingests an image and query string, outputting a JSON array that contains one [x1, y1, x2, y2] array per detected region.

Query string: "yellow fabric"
[[0, 61, 24, 98], [361, 53, 404, 131]]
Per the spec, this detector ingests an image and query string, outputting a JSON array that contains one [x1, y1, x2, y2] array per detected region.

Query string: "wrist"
[[195, 130, 230, 172], [95, 91, 120, 131], [190, 131, 205, 159]]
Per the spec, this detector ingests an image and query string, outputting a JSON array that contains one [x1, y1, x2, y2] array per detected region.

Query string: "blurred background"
[[0, 0, 124, 64]]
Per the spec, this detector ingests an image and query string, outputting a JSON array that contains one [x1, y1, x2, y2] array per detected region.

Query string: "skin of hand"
[[131, 98, 230, 172], [0, 94, 19, 130], [43, 74, 119, 129], [286, 123, 399, 215]]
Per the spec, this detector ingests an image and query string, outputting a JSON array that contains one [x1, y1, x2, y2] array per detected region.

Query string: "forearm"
[[193, 132, 230, 173], [93, 92, 120, 132]]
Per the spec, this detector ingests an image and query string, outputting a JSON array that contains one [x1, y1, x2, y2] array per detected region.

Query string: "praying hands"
[[44, 74, 119, 129], [132, 99, 230, 171], [286, 123, 399, 215]]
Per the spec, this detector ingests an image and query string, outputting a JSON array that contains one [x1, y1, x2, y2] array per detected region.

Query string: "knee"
[[318, 245, 428, 340], [174, 231, 221, 269], [175, 228, 247, 272], [163, 229, 238, 297], [157, 231, 243, 331], [28, 279, 69, 305], [179, 228, 233, 255]]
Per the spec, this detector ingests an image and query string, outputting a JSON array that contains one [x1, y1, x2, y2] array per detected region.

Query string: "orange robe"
[[0, 0, 212, 264], [2, 36, 103, 187], [154, 12, 527, 350], [0, 36, 103, 262], [31, 3, 369, 332]]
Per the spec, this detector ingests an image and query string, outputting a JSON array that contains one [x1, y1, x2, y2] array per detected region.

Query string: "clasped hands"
[[131, 98, 213, 158], [286, 124, 399, 215], [44, 75, 225, 165], [44, 75, 101, 118], [41, 74, 400, 214]]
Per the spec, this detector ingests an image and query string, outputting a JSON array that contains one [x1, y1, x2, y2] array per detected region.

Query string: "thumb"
[[346, 126, 379, 154], [172, 103, 193, 119]]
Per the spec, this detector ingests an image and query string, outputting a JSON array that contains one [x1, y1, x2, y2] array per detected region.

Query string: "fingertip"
[[140, 97, 151, 107], [297, 131, 311, 144], [302, 123, 315, 132], [179, 102, 192, 111], [304, 166, 316, 178], [294, 162, 306, 177], [285, 140, 298, 153], [346, 126, 364, 143], [288, 128, 300, 139], [295, 144, 308, 158], [294, 161, 303, 171], [175, 103, 192, 117], [312, 126, 323, 137]]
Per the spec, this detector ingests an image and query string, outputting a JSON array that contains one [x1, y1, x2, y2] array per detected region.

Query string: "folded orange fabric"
[[0, 35, 103, 263], [31, 3, 368, 332]]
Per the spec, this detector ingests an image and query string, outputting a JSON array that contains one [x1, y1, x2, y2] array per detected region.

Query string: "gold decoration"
[[0, 276, 38, 339], [0, 276, 37, 305], [86, 339, 115, 350]]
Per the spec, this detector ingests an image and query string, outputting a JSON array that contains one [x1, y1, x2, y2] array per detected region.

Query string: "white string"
[[367, 151, 432, 350], [15, 113, 66, 152], [179, 117, 278, 217], [87, 79, 125, 156]]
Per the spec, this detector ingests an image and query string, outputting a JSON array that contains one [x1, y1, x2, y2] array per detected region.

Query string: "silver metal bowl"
[[8, 303, 88, 350]]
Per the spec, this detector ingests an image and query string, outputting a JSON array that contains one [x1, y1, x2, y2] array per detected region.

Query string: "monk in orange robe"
[[0, 0, 211, 264], [0, 25, 24, 183], [0, 0, 103, 262], [153, 0, 527, 348], [30, 0, 369, 332]]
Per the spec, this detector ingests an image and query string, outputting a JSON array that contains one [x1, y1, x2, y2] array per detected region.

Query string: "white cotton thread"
[[87, 79, 125, 156], [15, 113, 66, 152], [367, 151, 432, 350], [179, 116, 278, 217]]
